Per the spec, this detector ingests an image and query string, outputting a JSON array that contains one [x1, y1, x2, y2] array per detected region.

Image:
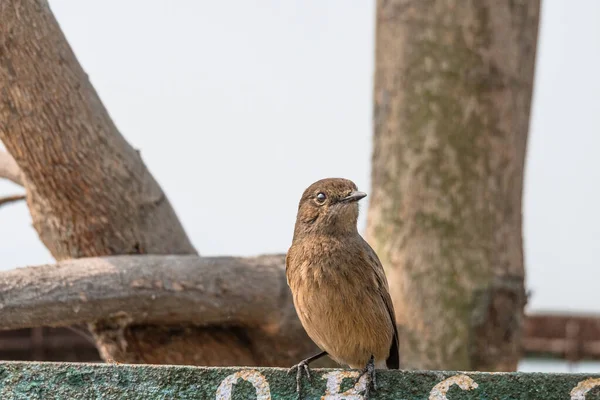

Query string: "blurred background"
[[1, 0, 599, 372]]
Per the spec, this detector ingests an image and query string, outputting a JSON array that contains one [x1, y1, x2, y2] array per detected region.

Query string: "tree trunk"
[[0, 0, 319, 367], [367, 0, 540, 371]]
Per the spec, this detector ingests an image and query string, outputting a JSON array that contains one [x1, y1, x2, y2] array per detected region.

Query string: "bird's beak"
[[340, 190, 367, 203]]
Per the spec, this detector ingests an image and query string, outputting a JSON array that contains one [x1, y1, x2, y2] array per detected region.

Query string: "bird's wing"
[[362, 238, 400, 369]]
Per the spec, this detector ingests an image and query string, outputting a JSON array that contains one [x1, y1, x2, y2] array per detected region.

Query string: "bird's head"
[[293, 177, 367, 239]]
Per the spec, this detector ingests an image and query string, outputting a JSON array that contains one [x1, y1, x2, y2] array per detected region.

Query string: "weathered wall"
[[1, 362, 600, 399]]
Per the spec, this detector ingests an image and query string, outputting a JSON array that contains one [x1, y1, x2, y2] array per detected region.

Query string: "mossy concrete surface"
[[1, 361, 600, 399]]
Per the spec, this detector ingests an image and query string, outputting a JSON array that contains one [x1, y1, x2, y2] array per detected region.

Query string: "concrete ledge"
[[1, 362, 600, 399]]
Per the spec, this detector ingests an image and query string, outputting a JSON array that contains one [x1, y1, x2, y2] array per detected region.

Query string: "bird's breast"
[[287, 244, 393, 367]]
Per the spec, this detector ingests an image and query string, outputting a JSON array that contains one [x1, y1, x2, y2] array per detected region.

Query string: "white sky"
[[1, 0, 599, 315]]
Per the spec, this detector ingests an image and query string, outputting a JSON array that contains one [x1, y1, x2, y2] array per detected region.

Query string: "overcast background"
[[1, 0, 599, 363]]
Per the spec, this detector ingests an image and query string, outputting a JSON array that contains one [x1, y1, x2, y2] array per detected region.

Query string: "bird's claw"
[[288, 360, 312, 397], [357, 355, 377, 399]]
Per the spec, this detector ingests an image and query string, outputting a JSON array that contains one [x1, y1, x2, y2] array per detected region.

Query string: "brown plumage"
[[286, 178, 399, 397]]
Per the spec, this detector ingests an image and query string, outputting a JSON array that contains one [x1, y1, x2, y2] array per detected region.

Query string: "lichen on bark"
[[367, 0, 540, 371]]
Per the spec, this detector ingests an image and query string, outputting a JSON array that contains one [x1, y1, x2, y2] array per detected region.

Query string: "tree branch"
[[0, 2, 197, 258], [0, 254, 302, 334], [0, 151, 24, 187], [0, 193, 26, 209]]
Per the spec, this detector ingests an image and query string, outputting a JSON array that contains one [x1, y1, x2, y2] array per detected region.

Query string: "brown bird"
[[286, 178, 399, 398]]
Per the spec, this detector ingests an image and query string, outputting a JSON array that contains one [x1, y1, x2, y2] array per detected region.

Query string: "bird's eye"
[[315, 192, 326, 203]]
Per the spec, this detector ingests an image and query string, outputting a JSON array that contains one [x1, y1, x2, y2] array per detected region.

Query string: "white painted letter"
[[215, 370, 271, 400], [429, 375, 479, 400], [321, 371, 368, 400], [571, 378, 600, 400]]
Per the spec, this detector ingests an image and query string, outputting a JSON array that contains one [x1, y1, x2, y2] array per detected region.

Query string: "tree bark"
[[0, 0, 320, 367], [0, 2, 195, 259], [367, 0, 540, 371]]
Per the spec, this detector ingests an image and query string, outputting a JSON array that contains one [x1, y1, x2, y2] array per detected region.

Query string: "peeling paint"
[[215, 369, 271, 400], [429, 374, 479, 400]]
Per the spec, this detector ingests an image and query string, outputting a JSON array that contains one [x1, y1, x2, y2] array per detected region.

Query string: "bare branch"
[[0, 194, 26, 209], [0, 152, 24, 187], [0, 254, 303, 335]]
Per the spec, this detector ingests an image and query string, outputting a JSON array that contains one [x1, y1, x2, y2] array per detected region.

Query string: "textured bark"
[[0, 1, 321, 367], [367, 0, 540, 371], [0, 2, 195, 259], [0, 255, 318, 366]]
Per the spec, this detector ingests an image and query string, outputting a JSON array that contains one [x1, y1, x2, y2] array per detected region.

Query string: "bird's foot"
[[357, 355, 377, 399], [287, 359, 312, 398]]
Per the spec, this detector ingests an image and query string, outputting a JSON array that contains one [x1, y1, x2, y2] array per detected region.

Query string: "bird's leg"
[[287, 351, 328, 397], [357, 355, 377, 399]]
